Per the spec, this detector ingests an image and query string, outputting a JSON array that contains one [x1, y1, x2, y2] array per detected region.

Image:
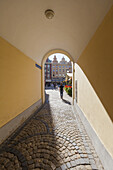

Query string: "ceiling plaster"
[[0, 0, 113, 64]]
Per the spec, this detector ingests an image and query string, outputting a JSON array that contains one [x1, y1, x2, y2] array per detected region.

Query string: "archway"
[[41, 49, 75, 104]]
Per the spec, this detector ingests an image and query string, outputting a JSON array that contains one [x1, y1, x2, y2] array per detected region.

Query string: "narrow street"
[[0, 89, 104, 170]]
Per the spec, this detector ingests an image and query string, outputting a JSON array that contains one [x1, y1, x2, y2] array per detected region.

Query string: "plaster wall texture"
[[0, 37, 41, 128], [0, 99, 42, 144], [0, 0, 112, 64], [77, 5, 113, 122], [75, 63, 113, 158]]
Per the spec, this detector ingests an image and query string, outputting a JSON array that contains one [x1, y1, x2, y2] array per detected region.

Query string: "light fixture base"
[[45, 9, 54, 19]]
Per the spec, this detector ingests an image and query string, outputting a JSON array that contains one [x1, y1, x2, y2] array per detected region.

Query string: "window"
[[61, 62, 65, 64], [59, 69, 61, 72], [62, 66, 64, 68], [53, 66, 55, 68], [53, 69, 55, 72], [59, 66, 61, 68]]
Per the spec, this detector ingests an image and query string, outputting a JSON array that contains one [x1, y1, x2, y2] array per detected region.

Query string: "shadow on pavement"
[[0, 92, 61, 170], [62, 98, 71, 105]]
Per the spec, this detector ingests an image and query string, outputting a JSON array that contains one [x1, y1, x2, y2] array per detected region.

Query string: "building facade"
[[52, 55, 72, 83], [44, 58, 52, 86], [45, 55, 72, 84]]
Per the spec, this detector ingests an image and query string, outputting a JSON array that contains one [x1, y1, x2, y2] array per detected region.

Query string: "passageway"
[[0, 90, 104, 170]]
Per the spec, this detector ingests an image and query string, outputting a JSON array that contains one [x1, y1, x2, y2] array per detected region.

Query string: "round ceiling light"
[[45, 9, 54, 19]]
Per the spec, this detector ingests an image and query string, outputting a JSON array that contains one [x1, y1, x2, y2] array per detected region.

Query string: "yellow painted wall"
[[75, 64, 113, 157], [78, 5, 113, 122], [0, 37, 41, 127]]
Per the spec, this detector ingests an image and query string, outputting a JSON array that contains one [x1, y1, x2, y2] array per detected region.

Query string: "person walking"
[[59, 83, 64, 99], [51, 83, 54, 90], [54, 83, 56, 89]]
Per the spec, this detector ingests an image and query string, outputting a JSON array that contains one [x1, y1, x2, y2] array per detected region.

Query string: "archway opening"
[[41, 50, 75, 104]]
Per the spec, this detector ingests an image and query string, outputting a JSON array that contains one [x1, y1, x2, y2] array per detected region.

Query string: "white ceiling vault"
[[0, 0, 113, 64]]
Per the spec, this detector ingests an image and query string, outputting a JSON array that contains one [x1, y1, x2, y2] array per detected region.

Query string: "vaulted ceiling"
[[0, 0, 113, 64]]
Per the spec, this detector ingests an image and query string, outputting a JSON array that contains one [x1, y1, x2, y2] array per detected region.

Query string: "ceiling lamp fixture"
[[45, 9, 54, 19]]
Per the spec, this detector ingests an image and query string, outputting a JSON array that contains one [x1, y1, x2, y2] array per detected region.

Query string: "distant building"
[[44, 55, 72, 85], [52, 55, 72, 83], [44, 58, 52, 86]]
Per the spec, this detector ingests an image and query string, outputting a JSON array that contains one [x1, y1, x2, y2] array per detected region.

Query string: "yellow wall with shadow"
[[77, 5, 113, 158], [75, 64, 113, 157], [78, 5, 113, 122], [0, 37, 41, 128]]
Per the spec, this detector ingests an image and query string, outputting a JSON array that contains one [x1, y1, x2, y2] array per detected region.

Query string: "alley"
[[0, 90, 104, 170]]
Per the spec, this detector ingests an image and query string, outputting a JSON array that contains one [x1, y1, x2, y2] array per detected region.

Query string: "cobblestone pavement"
[[0, 89, 104, 170]]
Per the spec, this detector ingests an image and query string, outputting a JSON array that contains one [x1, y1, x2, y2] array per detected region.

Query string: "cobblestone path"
[[0, 90, 104, 170]]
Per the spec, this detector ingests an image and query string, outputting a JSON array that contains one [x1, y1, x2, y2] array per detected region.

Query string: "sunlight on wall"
[[77, 5, 113, 122], [75, 63, 113, 157]]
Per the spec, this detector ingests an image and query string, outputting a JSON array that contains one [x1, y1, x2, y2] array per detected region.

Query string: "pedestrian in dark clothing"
[[54, 83, 56, 89], [59, 83, 64, 99]]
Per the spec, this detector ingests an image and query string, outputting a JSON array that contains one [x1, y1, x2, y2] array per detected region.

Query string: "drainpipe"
[[72, 62, 75, 105]]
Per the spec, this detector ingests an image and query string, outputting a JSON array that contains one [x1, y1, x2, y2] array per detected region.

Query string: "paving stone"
[[85, 165, 92, 169], [61, 164, 67, 170], [73, 142, 77, 146], [29, 164, 35, 169], [75, 146, 79, 150], [56, 167, 62, 170], [28, 159, 34, 165], [88, 154, 94, 159], [51, 162, 56, 170], [70, 160, 76, 167], [66, 162, 71, 168], [5, 162, 11, 168], [89, 158, 96, 164]]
